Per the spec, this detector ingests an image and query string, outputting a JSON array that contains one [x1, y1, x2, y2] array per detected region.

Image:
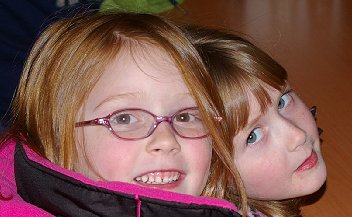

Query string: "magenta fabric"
[[0, 141, 53, 216], [0, 195, 54, 217]]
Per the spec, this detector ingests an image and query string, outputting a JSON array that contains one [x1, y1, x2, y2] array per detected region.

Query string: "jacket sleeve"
[[0, 195, 54, 217]]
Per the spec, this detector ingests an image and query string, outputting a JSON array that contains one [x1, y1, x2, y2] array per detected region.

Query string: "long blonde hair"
[[184, 25, 302, 217], [0, 12, 242, 201]]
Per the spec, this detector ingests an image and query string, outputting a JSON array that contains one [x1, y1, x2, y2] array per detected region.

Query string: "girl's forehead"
[[244, 83, 281, 115], [115, 42, 176, 75], [82, 44, 189, 112], [246, 90, 265, 115], [107, 46, 181, 82]]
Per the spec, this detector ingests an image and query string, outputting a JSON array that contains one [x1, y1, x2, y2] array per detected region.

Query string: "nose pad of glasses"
[[146, 123, 158, 137]]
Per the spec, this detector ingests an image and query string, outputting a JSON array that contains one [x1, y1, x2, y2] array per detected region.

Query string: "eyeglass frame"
[[75, 107, 213, 141]]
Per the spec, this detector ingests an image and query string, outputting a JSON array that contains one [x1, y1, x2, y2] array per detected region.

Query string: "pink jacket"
[[0, 140, 240, 217]]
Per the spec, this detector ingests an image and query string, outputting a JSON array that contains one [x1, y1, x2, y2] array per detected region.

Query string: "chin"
[[300, 165, 327, 197], [312, 168, 327, 193]]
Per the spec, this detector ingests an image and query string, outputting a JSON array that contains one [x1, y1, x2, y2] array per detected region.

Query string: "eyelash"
[[245, 90, 293, 146], [278, 90, 293, 111]]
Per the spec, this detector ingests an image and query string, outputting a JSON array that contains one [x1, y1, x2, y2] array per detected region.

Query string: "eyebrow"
[[94, 92, 142, 111], [94, 92, 194, 112], [245, 114, 262, 131], [245, 83, 292, 130]]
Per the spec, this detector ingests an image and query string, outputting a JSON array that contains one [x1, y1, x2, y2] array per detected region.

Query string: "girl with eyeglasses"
[[0, 12, 243, 217]]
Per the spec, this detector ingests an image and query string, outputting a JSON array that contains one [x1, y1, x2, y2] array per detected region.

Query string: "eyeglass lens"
[[108, 108, 206, 139]]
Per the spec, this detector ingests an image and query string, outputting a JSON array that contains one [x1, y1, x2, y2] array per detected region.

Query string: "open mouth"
[[134, 171, 181, 185]]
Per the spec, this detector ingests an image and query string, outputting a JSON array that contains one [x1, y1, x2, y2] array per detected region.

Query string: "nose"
[[277, 116, 307, 152], [146, 122, 181, 154]]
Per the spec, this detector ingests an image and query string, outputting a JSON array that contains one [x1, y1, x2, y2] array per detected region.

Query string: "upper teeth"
[[135, 171, 180, 184]]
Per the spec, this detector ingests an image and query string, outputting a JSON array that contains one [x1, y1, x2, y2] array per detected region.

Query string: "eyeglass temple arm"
[[75, 118, 110, 128]]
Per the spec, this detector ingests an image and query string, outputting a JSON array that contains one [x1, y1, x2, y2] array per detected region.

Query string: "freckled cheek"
[[237, 156, 287, 189], [241, 163, 271, 182], [186, 139, 212, 170], [190, 140, 212, 192], [82, 134, 136, 179], [83, 133, 112, 158]]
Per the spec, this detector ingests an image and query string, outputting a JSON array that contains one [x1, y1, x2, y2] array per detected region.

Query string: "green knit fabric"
[[100, 0, 184, 14]]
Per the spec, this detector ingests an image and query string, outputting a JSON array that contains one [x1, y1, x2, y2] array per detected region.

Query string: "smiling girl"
[[0, 12, 242, 217]]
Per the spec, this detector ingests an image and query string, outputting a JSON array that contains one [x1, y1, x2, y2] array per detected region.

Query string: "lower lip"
[[295, 150, 318, 172]]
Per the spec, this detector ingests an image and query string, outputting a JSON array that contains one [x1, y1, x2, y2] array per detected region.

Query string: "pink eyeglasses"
[[75, 107, 210, 140]]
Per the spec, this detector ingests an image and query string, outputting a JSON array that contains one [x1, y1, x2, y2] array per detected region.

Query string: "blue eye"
[[247, 128, 263, 145], [278, 92, 292, 110]]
